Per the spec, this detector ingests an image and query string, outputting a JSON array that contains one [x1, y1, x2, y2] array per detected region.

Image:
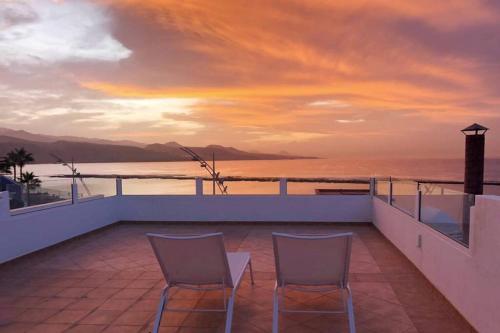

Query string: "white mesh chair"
[[272, 232, 355, 333], [147, 232, 254, 333]]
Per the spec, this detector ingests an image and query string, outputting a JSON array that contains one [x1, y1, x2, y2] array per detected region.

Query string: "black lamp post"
[[462, 123, 488, 195], [460, 123, 488, 246]]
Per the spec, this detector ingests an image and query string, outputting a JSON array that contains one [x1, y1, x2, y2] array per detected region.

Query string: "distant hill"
[[144, 143, 309, 161], [0, 127, 145, 148], [0, 133, 315, 164]]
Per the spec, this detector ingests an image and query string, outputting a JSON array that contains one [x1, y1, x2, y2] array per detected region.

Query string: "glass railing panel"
[[420, 183, 472, 246], [419, 182, 500, 195], [8, 178, 72, 209], [122, 178, 195, 195], [375, 180, 390, 202], [204, 180, 279, 195], [287, 181, 369, 195], [390, 180, 418, 217], [78, 178, 116, 198], [418, 182, 463, 195], [484, 184, 500, 196]]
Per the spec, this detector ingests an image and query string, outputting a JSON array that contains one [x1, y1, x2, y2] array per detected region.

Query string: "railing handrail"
[[375, 177, 474, 247]]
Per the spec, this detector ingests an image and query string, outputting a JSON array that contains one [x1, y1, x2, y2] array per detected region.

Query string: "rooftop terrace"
[[0, 223, 474, 333]]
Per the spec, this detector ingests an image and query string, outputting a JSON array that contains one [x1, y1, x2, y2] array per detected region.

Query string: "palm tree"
[[5, 151, 18, 180], [14, 148, 34, 179], [19, 172, 41, 206], [0, 157, 12, 174], [5, 148, 35, 181]]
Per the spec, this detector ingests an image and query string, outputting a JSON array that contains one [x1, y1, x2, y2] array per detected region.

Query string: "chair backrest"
[[272, 232, 353, 287], [147, 232, 233, 287]]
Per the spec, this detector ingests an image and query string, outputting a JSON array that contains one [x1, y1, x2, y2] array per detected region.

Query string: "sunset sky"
[[1, 0, 500, 158]]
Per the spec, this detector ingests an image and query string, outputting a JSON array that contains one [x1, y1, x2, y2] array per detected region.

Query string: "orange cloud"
[[4, 0, 499, 157]]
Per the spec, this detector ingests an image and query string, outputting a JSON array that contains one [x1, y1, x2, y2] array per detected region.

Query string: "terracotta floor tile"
[[112, 310, 154, 325], [101, 279, 132, 289], [78, 279, 109, 289], [11, 296, 46, 308], [14, 308, 60, 323], [0, 307, 26, 324], [27, 287, 66, 298], [66, 299, 105, 311], [35, 297, 78, 310], [79, 310, 123, 325], [64, 324, 107, 332], [127, 279, 159, 289], [180, 312, 225, 328], [44, 309, 92, 324], [176, 327, 222, 333], [111, 288, 150, 300], [160, 311, 190, 327], [144, 327, 178, 333], [0, 322, 35, 333], [102, 325, 143, 333], [128, 299, 158, 312], [98, 298, 136, 311], [57, 288, 94, 298], [86, 288, 121, 299], [0, 223, 476, 333], [0, 296, 17, 307], [29, 323, 71, 333]]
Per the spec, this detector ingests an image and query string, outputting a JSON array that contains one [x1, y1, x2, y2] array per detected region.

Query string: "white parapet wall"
[[373, 195, 500, 333], [0, 189, 372, 264], [117, 194, 372, 222], [0, 194, 119, 264]]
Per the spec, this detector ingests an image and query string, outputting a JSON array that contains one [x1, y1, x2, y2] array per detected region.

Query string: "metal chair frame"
[[271, 232, 356, 333], [148, 233, 254, 333]]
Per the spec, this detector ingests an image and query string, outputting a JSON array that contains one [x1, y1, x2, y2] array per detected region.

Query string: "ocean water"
[[25, 158, 500, 196]]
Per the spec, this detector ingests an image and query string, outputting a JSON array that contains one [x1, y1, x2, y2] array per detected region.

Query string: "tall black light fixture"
[[461, 123, 488, 195]]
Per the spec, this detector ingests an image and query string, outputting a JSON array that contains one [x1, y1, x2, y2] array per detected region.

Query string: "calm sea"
[[23, 158, 500, 196]]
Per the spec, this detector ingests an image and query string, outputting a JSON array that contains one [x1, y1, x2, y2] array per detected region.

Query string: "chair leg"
[[346, 287, 356, 333], [152, 287, 169, 333], [225, 290, 236, 333], [248, 259, 255, 285], [272, 283, 279, 333]]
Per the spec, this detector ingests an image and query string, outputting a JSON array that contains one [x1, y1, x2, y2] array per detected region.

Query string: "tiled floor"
[[0, 223, 475, 333]]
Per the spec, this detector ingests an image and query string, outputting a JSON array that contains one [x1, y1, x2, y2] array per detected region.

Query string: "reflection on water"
[[123, 179, 195, 195]]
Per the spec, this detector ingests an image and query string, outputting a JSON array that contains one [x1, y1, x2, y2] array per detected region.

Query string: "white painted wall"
[[373, 196, 500, 333], [117, 195, 372, 222], [0, 191, 371, 264], [0, 194, 119, 264]]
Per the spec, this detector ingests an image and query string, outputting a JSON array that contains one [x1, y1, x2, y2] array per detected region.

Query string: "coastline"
[[48, 174, 500, 185], [49, 174, 371, 183]]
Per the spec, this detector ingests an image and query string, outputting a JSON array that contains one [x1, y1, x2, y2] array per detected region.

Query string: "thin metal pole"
[[388, 178, 393, 205], [416, 190, 422, 221], [212, 152, 216, 195], [71, 159, 76, 185]]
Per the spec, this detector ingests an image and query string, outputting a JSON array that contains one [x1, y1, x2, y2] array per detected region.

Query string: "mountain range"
[[0, 128, 314, 163]]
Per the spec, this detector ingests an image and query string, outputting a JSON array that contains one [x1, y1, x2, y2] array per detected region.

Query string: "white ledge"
[[10, 199, 73, 216], [78, 195, 105, 203]]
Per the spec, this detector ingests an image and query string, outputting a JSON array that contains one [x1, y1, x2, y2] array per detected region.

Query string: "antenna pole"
[[50, 153, 91, 196], [180, 146, 227, 195], [71, 159, 76, 185]]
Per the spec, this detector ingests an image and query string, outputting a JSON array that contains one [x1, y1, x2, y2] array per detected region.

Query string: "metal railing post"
[[369, 178, 376, 197], [279, 178, 287, 196], [71, 183, 79, 204], [388, 179, 393, 205], [196, 177, 203, 196], [415, 190, 422, 221], [116, 178, 123, 196]]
